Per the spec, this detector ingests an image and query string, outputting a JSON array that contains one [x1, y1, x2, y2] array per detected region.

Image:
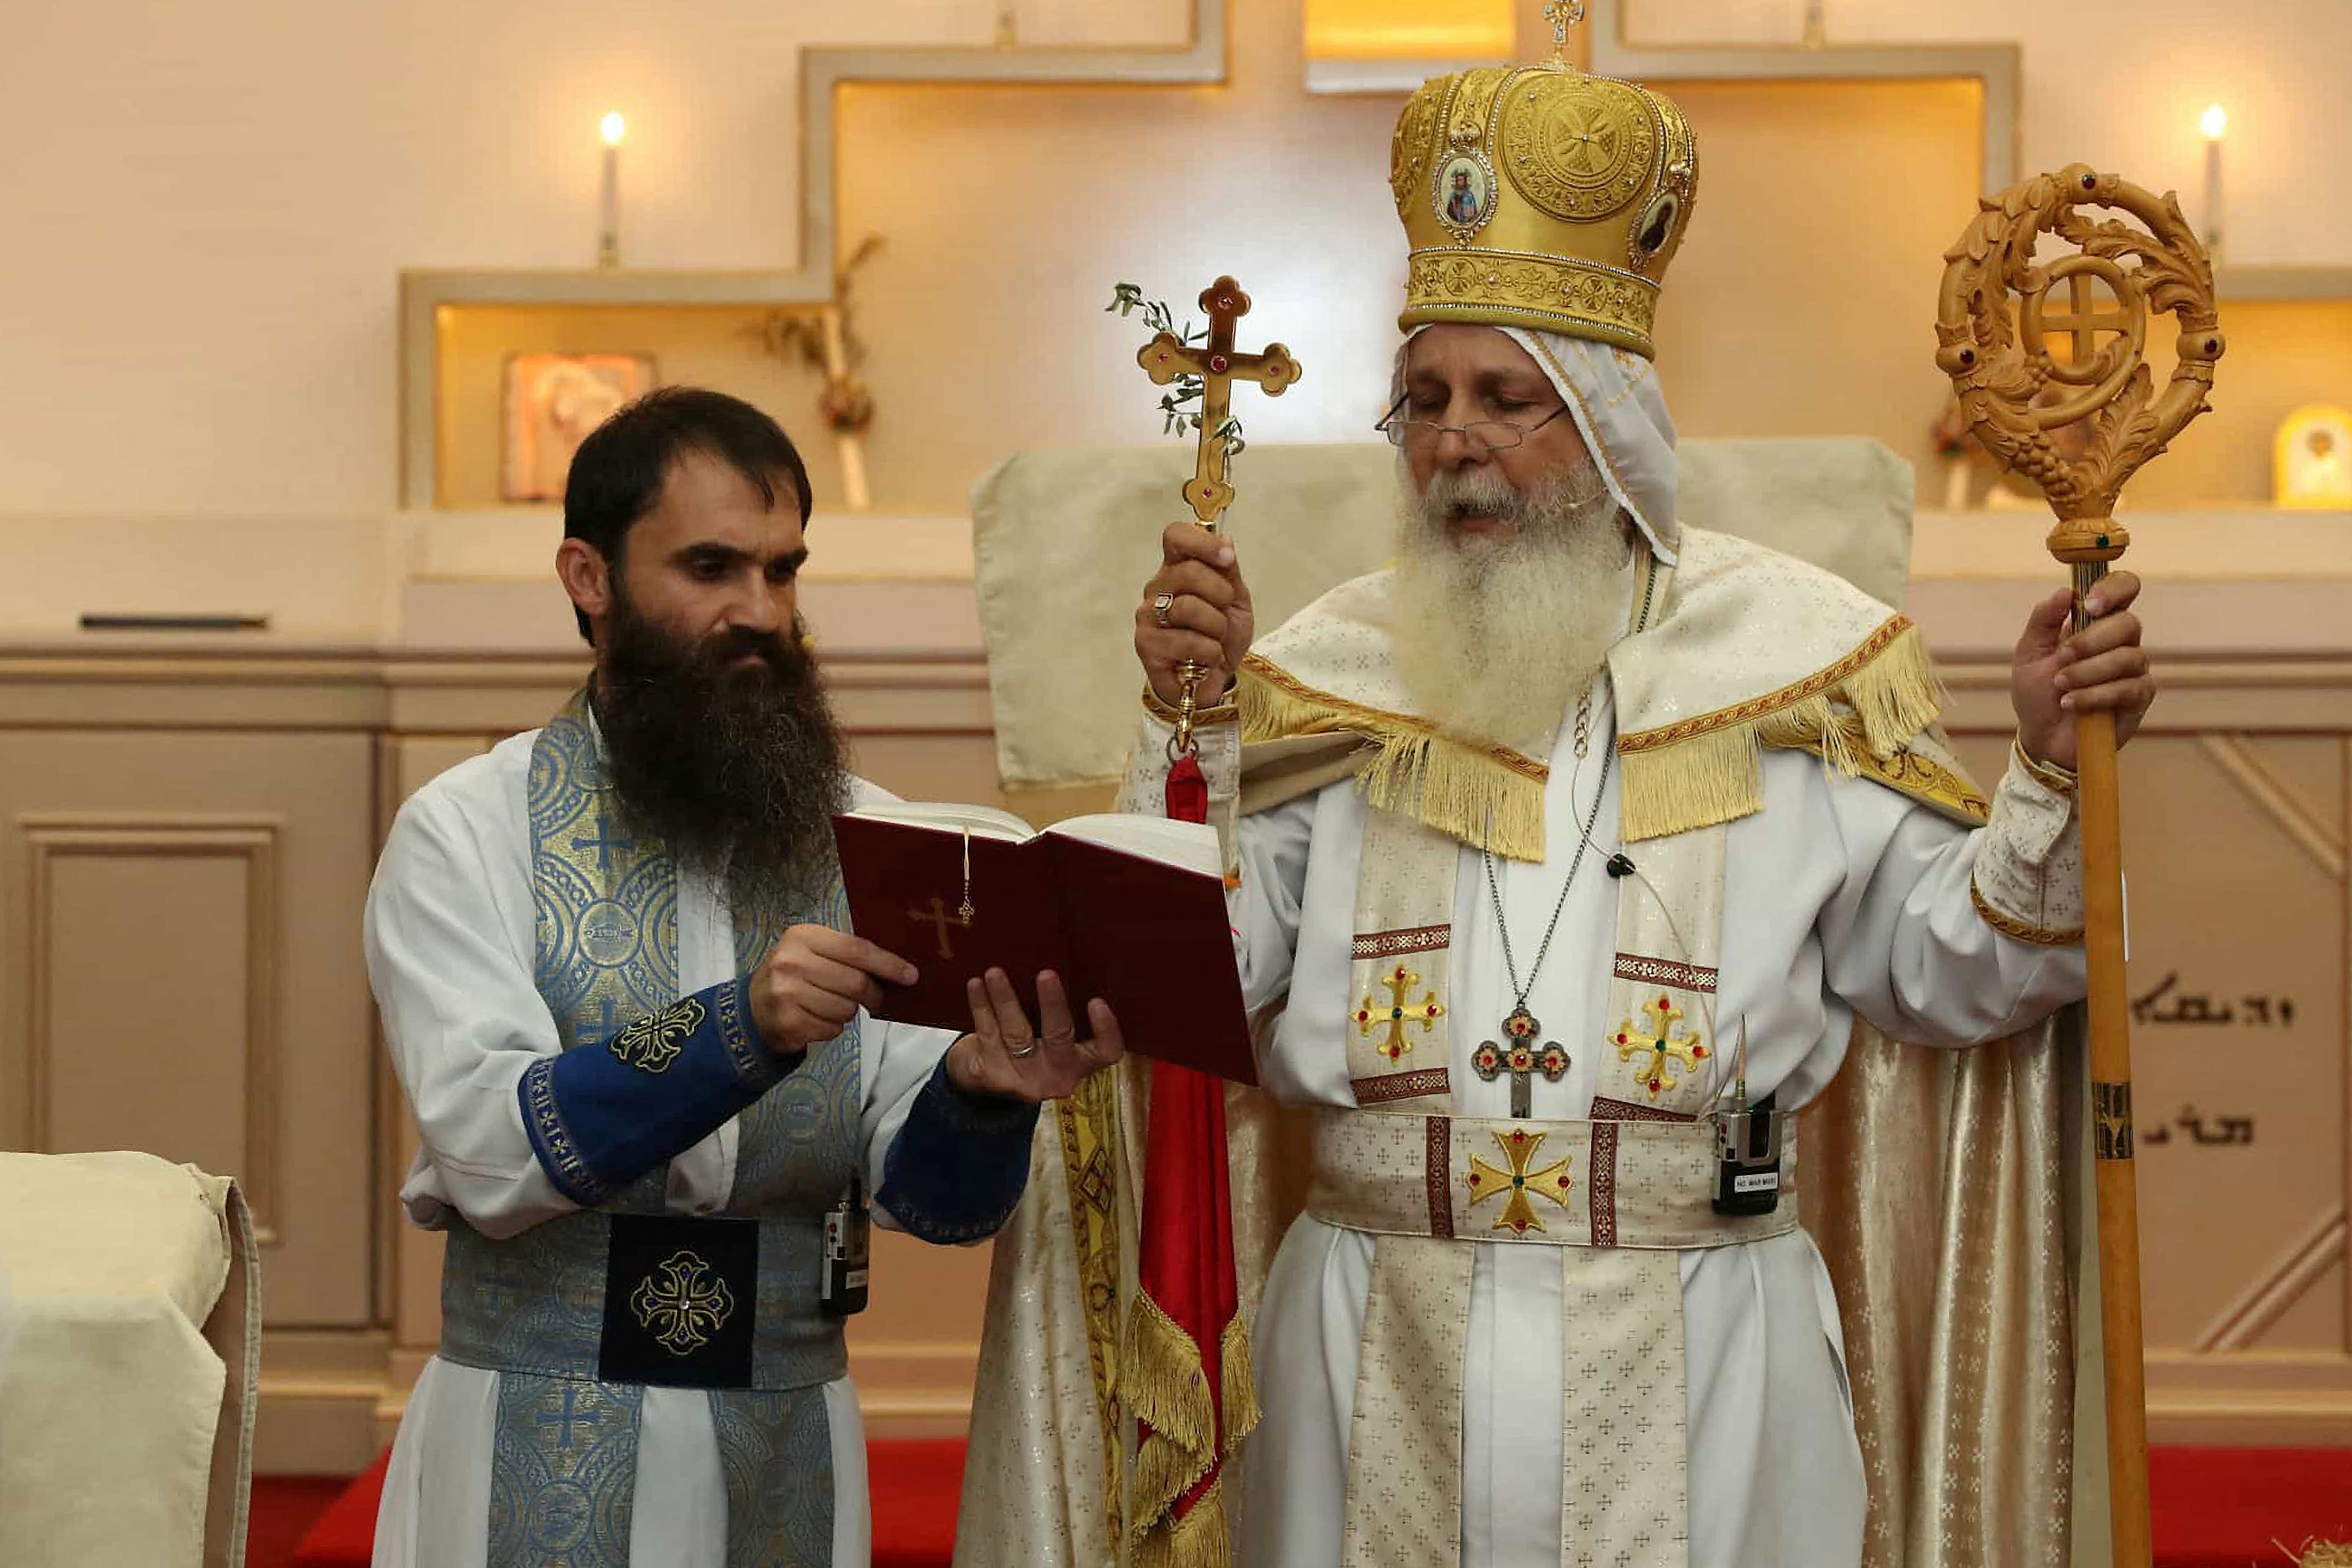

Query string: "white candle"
[[2200, 103, 2226, 263], [599, 111, 625, 269]]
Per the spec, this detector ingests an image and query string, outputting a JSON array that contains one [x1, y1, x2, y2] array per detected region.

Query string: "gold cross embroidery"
[[610, 996, 706, 1074], [629, 1250, 736, 1356], [1612, 993, 1709, 1099], [1466, 1126, 1573, 1235], [1354, 963, 1446, 1062]]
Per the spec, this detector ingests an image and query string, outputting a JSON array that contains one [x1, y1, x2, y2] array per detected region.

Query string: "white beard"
[[1390, 459, 1635, 753]]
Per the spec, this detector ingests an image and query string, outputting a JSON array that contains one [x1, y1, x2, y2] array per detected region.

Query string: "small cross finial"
[[1543, 0, 1585, 66]]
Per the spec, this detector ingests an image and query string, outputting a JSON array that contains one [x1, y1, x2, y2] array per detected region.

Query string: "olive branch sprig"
[[1107, 282, 1245, 458]]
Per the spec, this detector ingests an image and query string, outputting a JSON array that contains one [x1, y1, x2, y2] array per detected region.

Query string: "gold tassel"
[[1122, 1293, 1217, 1450], [1130, 1475, 1235, 1568], [2294, 1546, 2352, 1566], [1218, 1312, 1261, 1443], [1122, 1294, 1262, 1547], [1239, 667, 1549, 860], [1618, 623, 1945, 842]]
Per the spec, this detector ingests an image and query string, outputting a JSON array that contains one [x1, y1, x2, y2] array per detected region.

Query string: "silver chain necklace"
[[1474, 686, 1606, 1118]]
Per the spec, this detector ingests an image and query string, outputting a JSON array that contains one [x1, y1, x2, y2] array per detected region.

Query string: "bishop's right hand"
[[751, 924, 918, 1057], [1136, 520, 1254, 708]]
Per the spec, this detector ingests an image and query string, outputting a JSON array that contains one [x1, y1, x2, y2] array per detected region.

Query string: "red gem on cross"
[[1616, 1033, 1627, 1045], [1649, 1078, 1662, 1091], [1210, 355, 1230, 373], [1693, 1046, 1708, 1058]]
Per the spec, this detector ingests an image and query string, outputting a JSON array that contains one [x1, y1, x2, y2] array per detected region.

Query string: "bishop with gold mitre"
[[958, 46, 2156, 1568]]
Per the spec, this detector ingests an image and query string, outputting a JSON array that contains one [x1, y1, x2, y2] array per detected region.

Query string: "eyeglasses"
[[1375, 396, 1572, 452]]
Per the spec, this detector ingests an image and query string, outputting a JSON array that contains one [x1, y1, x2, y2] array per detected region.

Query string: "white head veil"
[[1398, 325, 1681, 564]]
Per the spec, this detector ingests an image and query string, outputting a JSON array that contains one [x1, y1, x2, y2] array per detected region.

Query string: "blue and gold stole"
[[439, 689, 862, 1568]]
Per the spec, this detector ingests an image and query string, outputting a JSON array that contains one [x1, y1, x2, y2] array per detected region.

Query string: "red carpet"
[[2151, 1448, 2352, 1568], [254, 1442, 2348, 1567], [263, 1439, 966, 1568]]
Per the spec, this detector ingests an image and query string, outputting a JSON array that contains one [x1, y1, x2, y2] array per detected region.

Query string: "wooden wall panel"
[[27, 821, 277, 1234], [1948, 721, 2352, 1441], [0, 729, 377, 1328]]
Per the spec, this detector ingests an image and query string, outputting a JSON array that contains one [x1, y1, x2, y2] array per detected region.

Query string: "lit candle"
[[2200, 103, 2226, 264], [599, 111, 626, 269]]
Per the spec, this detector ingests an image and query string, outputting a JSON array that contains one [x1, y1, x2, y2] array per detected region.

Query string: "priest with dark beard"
[[363, 387, 1118, 1568]]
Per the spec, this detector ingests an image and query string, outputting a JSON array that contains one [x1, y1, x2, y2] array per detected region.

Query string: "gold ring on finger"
[[1005, 1039, 1040, 1058], [1151, 592, 1175, 630]]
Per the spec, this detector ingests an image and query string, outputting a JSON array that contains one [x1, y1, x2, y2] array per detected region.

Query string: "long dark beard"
[[593, 590, 850, 922]]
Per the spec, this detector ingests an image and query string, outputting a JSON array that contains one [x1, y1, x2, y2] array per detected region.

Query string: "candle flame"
[[600, 111, 626, 148], [2201, 103, 2227, 141]]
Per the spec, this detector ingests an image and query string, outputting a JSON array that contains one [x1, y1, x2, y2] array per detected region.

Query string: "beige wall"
[[0, 0, 1187, 514], [1635, 0, 2351, 266], [7, 0, 2348, 517]]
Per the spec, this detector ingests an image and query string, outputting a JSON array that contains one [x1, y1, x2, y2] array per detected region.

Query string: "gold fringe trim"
[[1121, 1290, 1261, 1548], [1122, 1291, 1215, 1529], [1617, 618, 1943, 843], [1130, 1475, 1235, 1568], [2294, 1544, 2352, 1567], [1238, 658, 1550, 860], [1218, 1311, 1261, 1444]]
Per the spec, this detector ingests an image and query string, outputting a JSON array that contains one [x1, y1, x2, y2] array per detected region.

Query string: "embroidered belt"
[[440, 1209, 847, 1391], [1305, 1106, 1798, 1249]]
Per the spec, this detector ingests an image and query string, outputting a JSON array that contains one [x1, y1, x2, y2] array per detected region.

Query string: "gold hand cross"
[[1135, 276, 1301, 529]]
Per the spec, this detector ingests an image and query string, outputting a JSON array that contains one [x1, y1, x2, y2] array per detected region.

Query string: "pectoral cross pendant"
[[1474, 1005, 1570, 1119]]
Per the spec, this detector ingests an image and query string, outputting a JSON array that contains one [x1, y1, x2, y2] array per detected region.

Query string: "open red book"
[[830, 804, 1257, 1085]]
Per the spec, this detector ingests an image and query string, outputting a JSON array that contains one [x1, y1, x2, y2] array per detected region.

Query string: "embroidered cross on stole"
[[1334, 777, 1734, 1568]]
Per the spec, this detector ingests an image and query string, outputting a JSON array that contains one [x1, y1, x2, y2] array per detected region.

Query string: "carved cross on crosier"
[[1135, 276, 1301, 527]]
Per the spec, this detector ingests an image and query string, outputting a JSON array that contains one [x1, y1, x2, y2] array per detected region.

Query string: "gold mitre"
[[1392, 63, 1698, 358]]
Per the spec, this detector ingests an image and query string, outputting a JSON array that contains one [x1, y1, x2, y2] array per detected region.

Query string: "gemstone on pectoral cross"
[[1472, 1005, 1571, 1119]]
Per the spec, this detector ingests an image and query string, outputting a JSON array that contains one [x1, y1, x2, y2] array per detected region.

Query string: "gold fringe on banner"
[[1131, 1476, 1235, 1568], [1238, 659, 1551, 861], [1122, 1290, 1262, 1559], [1616, 618, 1942, 842]]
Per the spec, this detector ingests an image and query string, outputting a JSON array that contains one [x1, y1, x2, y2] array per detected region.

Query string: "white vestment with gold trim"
[[1117, 529, 2088, 1568]]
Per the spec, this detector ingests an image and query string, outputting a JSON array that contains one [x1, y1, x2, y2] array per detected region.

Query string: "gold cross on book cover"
[[830, 803, 1258, 1084]]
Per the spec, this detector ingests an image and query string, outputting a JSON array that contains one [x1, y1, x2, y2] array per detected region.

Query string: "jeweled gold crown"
[[1392, 64, 1698, 358]]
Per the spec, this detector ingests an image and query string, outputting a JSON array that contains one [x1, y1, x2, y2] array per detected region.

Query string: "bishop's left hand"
[[2012, 570, 2154, 771], [947, 968, 1127, 1103]]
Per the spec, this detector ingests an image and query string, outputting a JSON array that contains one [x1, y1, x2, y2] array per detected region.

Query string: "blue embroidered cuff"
[[519, 974, 798, 1207], [875, 1055, 1040, 1245]]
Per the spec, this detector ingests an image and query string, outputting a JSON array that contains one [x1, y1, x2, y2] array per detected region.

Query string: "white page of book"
[[1044, 814, 1220, 878]]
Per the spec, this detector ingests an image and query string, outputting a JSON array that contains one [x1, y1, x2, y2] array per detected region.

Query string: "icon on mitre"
[[2274, 405, 2352, 510]]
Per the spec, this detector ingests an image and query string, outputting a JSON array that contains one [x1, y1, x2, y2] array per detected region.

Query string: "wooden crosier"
[[1134, 276, 1302, 752], [1936, 163, 2224, 1568]]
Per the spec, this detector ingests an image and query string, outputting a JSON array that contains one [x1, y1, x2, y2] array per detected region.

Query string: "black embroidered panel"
[[599, 1213, 760, 1388]]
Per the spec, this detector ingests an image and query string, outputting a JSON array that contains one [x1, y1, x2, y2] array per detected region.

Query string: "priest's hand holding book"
[[946, 968, 1127, 1102], [749, 924, 1127, 1105]]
